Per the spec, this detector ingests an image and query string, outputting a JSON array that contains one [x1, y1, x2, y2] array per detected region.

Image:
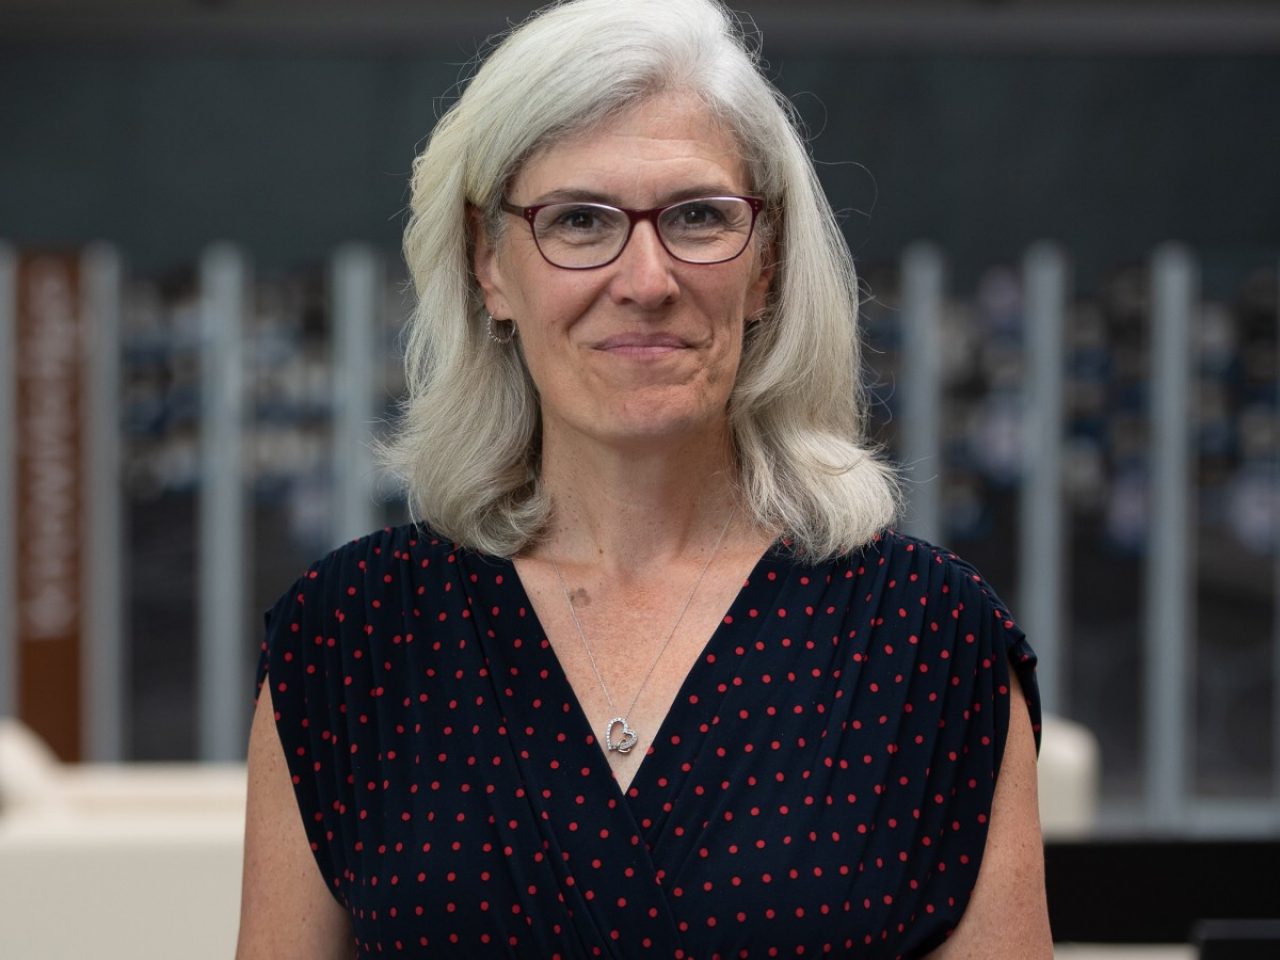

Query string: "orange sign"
[[15, 252, 84, 761]]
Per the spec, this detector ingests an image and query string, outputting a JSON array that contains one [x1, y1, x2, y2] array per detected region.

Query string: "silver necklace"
[[549, 513, 734, 754]]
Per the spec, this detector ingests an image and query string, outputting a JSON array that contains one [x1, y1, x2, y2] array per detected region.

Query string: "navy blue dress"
[[258, 524, 1039, 959]]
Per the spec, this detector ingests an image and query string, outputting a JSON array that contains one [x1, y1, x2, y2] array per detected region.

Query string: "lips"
[[593, 333, 691, 353]]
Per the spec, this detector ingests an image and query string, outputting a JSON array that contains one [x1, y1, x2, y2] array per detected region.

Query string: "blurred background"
[[1, 0, 1278, 956]]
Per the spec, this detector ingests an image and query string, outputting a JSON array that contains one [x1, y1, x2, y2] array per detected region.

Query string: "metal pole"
[[331, 244, 381, 545], [1274, 258, 1280, 810], [1019, 244, 1069, 717], [899, 243, 945, 545], [81, 244, 126, 761], [1144, 243, 1197, 829], [0, 244, 16, 720], [197, 244, 248, 761]]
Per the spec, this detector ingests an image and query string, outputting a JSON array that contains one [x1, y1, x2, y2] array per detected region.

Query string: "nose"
[[608, 221, 680, 309]]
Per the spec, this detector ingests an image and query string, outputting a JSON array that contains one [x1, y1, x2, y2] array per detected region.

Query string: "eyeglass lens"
[[531, 197, 755, 268]]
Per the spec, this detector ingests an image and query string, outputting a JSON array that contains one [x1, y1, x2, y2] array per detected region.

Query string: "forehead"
[[509, 93, 750, 203]]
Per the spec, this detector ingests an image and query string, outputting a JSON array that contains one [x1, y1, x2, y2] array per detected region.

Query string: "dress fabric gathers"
[[258, 524, 1040, 959]]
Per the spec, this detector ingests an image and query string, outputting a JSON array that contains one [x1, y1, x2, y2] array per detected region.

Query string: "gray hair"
[[384, 0, 899, 558]]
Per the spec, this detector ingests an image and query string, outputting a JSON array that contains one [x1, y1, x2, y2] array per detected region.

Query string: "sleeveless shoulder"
[[763, 529, 1042, 955], [257, 523, 463, 703], [255, 523, 463, 903], [859, 528, 1041, 756]]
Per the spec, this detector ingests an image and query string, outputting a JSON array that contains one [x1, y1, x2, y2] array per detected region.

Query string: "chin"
[[590, 401, 726, 449]]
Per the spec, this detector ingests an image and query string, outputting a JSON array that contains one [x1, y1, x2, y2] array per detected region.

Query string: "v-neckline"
[[498, 540, 788, 803]]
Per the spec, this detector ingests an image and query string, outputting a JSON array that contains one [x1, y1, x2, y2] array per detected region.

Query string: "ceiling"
[[4, 0, 1280, 52]]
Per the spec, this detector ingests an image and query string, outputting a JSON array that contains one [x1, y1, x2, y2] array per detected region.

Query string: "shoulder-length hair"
[[384, 0, 899, 559]]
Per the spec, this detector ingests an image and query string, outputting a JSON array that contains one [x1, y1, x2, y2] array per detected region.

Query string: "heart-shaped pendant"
[[605, 717, 638, 754]]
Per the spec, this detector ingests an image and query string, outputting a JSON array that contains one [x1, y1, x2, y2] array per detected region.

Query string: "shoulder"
[[312, 522, 464, 575], [274, 523, 472, 600], [862, 527, 992, 577], [257, 522, 486, 699], [869, 529, 1040, 745], [817, 528, 1018, 619], [822, 529, 1039, 734], [261, 523, 475, 662], [871, 527, 1030, 654]]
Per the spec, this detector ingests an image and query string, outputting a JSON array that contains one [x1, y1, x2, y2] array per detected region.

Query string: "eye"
[[538, 203, 622, 236], [673, 201, 724, 228], [556, 206, 606, 230], [534, 204, 626, 251]]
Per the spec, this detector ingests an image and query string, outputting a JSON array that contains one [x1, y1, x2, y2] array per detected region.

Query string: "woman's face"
[[474, 93, 774, 454]]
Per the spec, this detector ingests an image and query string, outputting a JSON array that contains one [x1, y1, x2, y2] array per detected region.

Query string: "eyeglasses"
[[500, 195, 764, 270]]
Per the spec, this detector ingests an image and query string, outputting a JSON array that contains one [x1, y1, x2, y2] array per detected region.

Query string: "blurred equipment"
[[1194, 920, 1280, 960], [1038, 713, 1101, 839], [0, 719, 245, 959]]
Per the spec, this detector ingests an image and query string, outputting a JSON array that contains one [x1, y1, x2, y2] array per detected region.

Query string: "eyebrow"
[[524, 184, 746, 207]]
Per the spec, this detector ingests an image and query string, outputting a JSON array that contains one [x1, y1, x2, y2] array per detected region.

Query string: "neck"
[[533, 420, 745, 575]]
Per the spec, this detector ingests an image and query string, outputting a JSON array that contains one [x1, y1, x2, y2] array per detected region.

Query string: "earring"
[[486, 312, 516, 345]]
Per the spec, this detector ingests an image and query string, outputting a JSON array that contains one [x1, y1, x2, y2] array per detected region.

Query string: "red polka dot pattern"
[[258, 525, 1039, 958]]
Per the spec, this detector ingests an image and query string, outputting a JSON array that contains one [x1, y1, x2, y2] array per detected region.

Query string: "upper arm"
[[923, 670, 1053, 959], [236, 681, 353, 960]]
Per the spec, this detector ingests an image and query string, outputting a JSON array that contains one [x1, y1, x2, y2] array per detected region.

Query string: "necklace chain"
[[550, 512, 735, 754]]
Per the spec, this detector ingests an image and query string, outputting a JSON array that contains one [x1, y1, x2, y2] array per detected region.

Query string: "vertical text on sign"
[[16, 252, 84, 761]]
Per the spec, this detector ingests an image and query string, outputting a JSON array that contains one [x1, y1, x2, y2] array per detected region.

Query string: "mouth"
[[592, 333, 692, 357]]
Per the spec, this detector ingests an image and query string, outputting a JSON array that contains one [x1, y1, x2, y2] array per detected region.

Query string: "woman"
[[237, 0, 1051, 957]]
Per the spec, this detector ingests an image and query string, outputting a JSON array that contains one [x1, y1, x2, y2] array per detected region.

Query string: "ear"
[[745, 238, 777, 322], [469, 205, 513, 320]]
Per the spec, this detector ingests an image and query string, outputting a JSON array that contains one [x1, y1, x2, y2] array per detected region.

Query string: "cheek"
[[513, 327, 555, 393], [513, 315, 585, 405], [705, 320, 746, 390]]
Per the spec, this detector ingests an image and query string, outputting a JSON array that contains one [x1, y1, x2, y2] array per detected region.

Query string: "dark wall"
[[3, 50, 1278, 290]]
